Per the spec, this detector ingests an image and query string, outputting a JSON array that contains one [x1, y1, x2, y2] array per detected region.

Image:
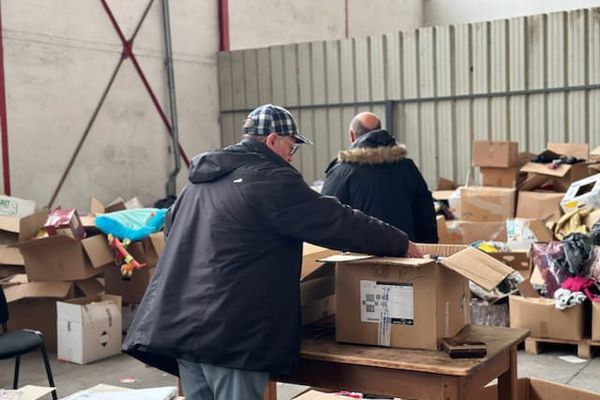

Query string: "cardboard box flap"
[[4, 281, 72, 302], [301, 243, 339, 281], [322, 253, 433, 267], [319, 253, 375, 263], [90, 196, 127, 214], [75, 278, 105, 297], [417, 243, 468, 257], [441, 247, 514, 291], [0, 208, 48, 242], [592, 146, 600, 159], [81, 235, 113, 268], [149, 232, 165, 256], [0, 245, 24, 265], [14, 234, 77, 250], [520, 162, 573, 178], [518, 174, 555, 191], [548, 143, 589, 161]]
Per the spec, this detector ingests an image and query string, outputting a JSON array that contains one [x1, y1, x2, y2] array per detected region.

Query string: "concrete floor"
[[1, 345, 599, 399]]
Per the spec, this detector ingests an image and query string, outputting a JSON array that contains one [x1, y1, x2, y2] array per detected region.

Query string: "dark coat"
[[122, 139, 409, 376], [321, 129, 438, 243]]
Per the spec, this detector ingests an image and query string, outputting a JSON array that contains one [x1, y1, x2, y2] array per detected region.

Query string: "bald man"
[[321, 112, 438, 243]]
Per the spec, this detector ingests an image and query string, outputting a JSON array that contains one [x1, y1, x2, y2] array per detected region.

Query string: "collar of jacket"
[[238, 139, 293, 169], [337, 130, 407, 165]]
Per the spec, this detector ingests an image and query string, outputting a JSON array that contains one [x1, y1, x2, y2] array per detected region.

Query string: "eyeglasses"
[[278, 136, 300, 156]]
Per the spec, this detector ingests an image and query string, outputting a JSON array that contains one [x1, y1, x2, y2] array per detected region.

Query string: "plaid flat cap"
[[242, 104, 313, 144]]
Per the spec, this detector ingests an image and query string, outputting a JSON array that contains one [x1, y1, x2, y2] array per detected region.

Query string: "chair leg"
[[40, 344, 58, 400], [13, 356, 20, 389]]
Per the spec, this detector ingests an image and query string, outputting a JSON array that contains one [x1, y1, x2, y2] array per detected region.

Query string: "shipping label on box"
[[560, 173, 600, 213], [360, 280, 414, 325]]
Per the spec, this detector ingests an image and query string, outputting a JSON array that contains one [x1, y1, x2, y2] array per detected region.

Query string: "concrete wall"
[[425, 0, 600, 26], [2, 0, 219, 210], [228, 0, 423, 50]]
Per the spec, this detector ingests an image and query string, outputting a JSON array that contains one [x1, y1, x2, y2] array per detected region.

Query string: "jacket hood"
[[337, 129, 407, 165], [188, 140, 286, 183]]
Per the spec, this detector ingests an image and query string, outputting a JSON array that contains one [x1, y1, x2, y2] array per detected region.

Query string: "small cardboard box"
[[14, 210, 113, 282], [592, 302, 600, 342], [480, 167, 521, 188], [0, 195, 35, 217], [57, 294, 122, 364], [509, 295, 584, 341], [560, 173, 600, 213], [438, 220, 507, 244], [521, 143, 590, 189], [104, 233, 164, 304], [472, 377, 600, 400], [472, 141, 518, 168], [333, 247, 514, 350], [460, 186, 516, 222], [44, 208, 86, 240], [4, 277, 104, 351], [517, 191, 564, 220]]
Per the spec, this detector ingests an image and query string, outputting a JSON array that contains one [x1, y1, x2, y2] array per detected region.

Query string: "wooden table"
[[266, 325, 529, 400]]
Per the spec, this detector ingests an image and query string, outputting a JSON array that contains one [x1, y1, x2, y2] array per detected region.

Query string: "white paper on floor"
[[558, 355, 588, 364], [61, 386, 177, 400]]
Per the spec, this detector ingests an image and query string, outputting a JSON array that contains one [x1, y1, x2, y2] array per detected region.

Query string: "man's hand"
[[405, 241, 423, 258]]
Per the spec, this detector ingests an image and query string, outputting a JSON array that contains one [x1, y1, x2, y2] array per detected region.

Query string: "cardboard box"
[[90, 196, 127, 214], [103, 233, 164, 304], [3, 277, 104, 351], [480, 167, 520, 188], [0, 195, 35, 217], [560, 173, 600, 213], [439, 220, 507, 244], [517, 191, 564, 220], [472, 141, 518, 168], [489, 251, 530, 279], [44, 208, 86, 240], [506, 218, 553, 250], [0, 209, 48, 267], [460, 187, 516, 222], [332, 247, 514, 350], [14, 209, 113, 282], [472, 377, 600, 400], [300, 243, 338, 325], [509, 295, 584, 341], [57, 294, 122, 364], [593, 302, 600, 342], [521, 143, 590, 189]]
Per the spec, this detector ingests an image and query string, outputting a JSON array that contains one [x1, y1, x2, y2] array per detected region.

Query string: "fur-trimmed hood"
[[335, 129, 407, 165]]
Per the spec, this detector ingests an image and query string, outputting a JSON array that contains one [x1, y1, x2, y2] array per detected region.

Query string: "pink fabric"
[[562, 276, 600, 303]]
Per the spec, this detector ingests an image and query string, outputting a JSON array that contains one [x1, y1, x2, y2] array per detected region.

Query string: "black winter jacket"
[[322, 130, 438, 243], [122, 139, 409, 376]]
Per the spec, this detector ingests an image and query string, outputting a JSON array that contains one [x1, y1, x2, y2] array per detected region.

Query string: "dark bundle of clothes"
[[531, 149, 586, 169], [532, 231, 600, 309]]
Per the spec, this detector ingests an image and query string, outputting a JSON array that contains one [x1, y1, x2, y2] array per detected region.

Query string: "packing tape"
[[377, 286, 391, 347]]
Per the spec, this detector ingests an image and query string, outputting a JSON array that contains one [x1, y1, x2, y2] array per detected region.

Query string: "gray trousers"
[[177, 359, 269, 400]]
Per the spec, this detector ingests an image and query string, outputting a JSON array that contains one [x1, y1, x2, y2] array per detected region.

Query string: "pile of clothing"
[[532, 230, 600, 310]]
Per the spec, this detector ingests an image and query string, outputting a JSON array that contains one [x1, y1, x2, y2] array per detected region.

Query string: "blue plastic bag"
[[95, 208, 167, 241]]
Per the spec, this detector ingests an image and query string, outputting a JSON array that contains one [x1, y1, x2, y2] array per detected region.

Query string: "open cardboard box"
[[13, 209, 113, 281], [521, 143, 591, 190], [0, 208, 48, 267], [329, 247, 515, 350], [300, 243, 338, 326], [3, 276, 104, 351]]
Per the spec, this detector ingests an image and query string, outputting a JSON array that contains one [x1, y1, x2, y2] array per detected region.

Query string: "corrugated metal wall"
[[218, 7, 600, 187]]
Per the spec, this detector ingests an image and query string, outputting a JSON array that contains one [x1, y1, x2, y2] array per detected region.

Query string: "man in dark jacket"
[[122, 104, 421, 400], [322, 112, 438, 243]]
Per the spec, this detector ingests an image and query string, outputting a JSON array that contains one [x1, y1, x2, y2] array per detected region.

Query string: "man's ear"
[[265, 132, 278, 149], [349, 130, 356, 143]]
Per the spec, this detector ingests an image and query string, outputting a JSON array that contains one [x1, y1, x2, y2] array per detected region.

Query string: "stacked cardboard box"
[[473, 140, 520, 188]]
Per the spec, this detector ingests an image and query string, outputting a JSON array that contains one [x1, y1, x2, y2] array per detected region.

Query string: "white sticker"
[[360, 280, 414, 325]]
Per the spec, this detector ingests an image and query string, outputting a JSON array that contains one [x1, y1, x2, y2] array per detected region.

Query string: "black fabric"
[[322, 129, 438, 243], [557, 233, 594, 276], [0, 330, 43, 360], [591, 220, 600, 246], [0, 286, 8, 326], [122, 139, 409, 376]]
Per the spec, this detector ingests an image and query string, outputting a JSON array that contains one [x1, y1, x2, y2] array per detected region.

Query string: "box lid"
[[548, 143, 589, 161], [520, 162, 577, 178], [81, 235, 114, 268], [301, 243, 339, 281], [4, 281, 72, 302], [323, 247, 514, 292]]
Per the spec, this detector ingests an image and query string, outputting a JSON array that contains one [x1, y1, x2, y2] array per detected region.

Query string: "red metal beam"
[[0, 5, 11, 195], [99, 0, 190, 168], [219, 0, 230, 51]]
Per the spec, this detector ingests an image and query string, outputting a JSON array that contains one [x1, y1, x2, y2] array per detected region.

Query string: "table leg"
[[264, 380, 277, 400], [497, 346, 518, 400]]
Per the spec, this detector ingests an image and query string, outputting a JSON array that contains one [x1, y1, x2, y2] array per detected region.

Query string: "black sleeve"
[[408, 160, 438, 243], [321, 165, 351, 205], [252, 169, 409, 257]]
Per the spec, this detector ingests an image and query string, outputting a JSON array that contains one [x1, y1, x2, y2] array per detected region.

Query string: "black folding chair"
[[0, 286, 57, 399]]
